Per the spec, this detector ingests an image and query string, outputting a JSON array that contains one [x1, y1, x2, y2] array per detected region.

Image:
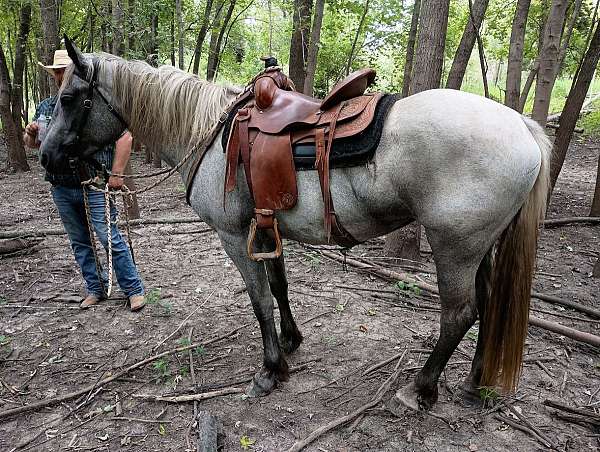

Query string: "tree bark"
[[112, 0, 125, 56], [303, 0, 325, 95], [11, 3, 32, 135], [402, 0, 421, 98], [445, 0, 490, 90], [206, 0, 235, 81], [176, 0, 184, 69], [549, 21, 600, 192], [345, 0, 370, 76], [152, 148, 162, 168], [289, 0, 313, 90], [591, 151, 600, 217], [38, 0, 60, 96], [192, 0, 215, 75], [170, 12, 176, 66], [0, 45, 29, 172], [531, 0, 569, 125], [505, 0, 532, 110], [385, 0, 450, 259]]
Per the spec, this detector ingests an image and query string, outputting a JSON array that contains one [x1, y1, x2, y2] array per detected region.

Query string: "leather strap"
[[237, 109, 253, 194]]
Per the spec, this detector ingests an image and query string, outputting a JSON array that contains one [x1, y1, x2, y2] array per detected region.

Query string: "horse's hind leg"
[[392, 247, 480, 411], [461, 250, 493, 401], [262, 241, 303, 354], [218, 230, 288, 397]]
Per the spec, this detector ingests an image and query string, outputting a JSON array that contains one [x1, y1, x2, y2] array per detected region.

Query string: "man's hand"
[[23, 123, 40, 148], [108, 175, 125, 190]]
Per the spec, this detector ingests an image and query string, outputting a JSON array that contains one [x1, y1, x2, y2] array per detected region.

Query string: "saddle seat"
[[225, 67, 382, 261]]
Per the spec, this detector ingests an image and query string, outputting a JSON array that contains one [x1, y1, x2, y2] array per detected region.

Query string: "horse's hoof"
[[246, 368, 277, 397], [391, 382, 420, 412], [456, 380, 483, 408], [278, 331, 303, 355]]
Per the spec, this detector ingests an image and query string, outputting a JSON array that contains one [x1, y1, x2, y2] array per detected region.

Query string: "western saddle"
[[225, 65, 383, 261]]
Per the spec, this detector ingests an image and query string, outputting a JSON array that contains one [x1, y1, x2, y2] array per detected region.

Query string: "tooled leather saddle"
[[224, 66, 383, 261]]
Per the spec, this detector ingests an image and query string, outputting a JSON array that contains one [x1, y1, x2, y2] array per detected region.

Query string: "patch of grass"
[[0, 335, 11, 347], [145, 288, 172, 316], [479, 386, 499, 407], [240, 435, 255, 450], [194, 345, 206, 356], [395, 281, 422, 296], [579, 99, 600, 138], [0, 296, 7, 306], [145, 288, 162, 304], [152, 359, 170, 382], [177, 337, 192, 347]]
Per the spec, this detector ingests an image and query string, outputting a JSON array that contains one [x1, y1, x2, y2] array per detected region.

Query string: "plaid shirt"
[[34, 96, 115, 187]]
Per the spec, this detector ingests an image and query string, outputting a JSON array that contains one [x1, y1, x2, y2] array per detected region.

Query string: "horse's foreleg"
[[262, 244, 303, 354], [392, 260, 479, 411], [218, 230, 289, 397]]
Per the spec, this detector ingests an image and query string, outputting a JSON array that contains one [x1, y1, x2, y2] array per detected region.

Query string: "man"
[[24, 49, 145, 311]]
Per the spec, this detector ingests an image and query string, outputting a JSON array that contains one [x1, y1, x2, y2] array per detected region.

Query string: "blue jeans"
[[51, 185, 144, 298]]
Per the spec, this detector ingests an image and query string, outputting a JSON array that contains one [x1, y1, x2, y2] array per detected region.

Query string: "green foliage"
[[152, 358, 170, 381], [0, 296, 7, 306], [240, 434, 255, 449], [479, 386, 500, 406], [579, 100, 600, 138], [395, 280, 421, 296], [145, 288, 172, 316], [0, 335, 11, 347]]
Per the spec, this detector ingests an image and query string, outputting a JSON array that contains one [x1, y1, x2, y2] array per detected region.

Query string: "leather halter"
[[64, 62, 128, 173]]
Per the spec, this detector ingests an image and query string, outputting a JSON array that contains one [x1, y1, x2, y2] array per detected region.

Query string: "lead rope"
[[82, 182, 113, 298]]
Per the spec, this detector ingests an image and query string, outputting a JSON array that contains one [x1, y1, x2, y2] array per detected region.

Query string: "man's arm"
[[108, 132, 133, 190]]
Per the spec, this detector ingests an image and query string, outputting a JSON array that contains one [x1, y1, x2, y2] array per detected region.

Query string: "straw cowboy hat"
[[38, 49, 72, 75]]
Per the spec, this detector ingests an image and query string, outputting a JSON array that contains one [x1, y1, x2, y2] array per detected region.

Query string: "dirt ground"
[[0, 137, 599, 452]]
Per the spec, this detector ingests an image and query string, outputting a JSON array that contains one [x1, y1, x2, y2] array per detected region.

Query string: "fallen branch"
[[0, 217, 208, 239], [543, 216, 600, 227], [544, 399, 600, 422], [133, 387, 245, 403], [545, 123, 583, 133], [531, 291, 600, 319], [547, 92, 600, 122], [0, 237, 43, 255], [317, 249, 600, 348], [286, 352, 406, 452], [495, 414, 553, 449], [0, 324, 247, 420]]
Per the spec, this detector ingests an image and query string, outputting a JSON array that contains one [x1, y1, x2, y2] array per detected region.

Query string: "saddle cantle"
[[225, 66, 383, 261]]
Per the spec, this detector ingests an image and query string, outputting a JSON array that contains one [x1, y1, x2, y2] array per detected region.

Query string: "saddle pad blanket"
[[221, 93, 398, 171]]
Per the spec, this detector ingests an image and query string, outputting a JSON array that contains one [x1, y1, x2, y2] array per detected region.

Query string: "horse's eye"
[[61, 95, 74, 104]]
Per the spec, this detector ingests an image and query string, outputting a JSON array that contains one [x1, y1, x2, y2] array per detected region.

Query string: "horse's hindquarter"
[[280, 90, 542, 246]]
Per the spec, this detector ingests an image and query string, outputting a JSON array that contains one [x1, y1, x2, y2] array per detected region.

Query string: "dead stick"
[[543, 217, 600, 227], [0, 217, 208, 239], [0, 324, 248, 420], [495, 414, 554, 450], [531, 291, 600, 318], [506, 405, 553, 448], [319, 249, 600, 347], [133, 387, 245, 403], [362, 349, 408, 376], [286, 352, 406, 452], [543, 399, 600, 421]]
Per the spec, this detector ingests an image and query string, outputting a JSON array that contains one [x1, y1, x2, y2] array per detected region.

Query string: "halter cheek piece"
[[65, 62, 128, 176]]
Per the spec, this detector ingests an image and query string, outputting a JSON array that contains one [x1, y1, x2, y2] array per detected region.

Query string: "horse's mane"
[[69, 54, 241, 151]]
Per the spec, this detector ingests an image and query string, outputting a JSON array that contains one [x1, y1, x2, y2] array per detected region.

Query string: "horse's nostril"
[[40, 153, 49, 169]]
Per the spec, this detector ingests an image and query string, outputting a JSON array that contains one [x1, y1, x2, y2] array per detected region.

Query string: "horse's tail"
[[480, 116, 551, 391]]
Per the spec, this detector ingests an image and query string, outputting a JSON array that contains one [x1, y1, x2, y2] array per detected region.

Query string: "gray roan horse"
[[41, 38, 551, 411]]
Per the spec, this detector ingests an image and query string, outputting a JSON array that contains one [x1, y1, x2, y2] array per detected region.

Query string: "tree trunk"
[[123, 161, 140, 219], [385, 0, 450, 259], [87, 3, 95, 52], [38, 0, 60, 96], [557, 0, 583, 72], [531, 0, 569, 125], [11, 3, 32, 135], [505, 0, 532, 110], [591, 151, 600, 217], [402, 0, 421, 98], [170, 12, 176, 66], [192, 0, 214, 75], [303, 0, 325, 95], [289, 0, 313, 90], [176, 0, 184, 69], [206, 0, 235, 81], [0, 45, 29, 172], [549, 21, 600, 192], [149, 13, 159, 66], [445, 0, 490, 90], [112, 0, 124, 56], [472, 0, 489, 97], [345, 0, 370, 76]]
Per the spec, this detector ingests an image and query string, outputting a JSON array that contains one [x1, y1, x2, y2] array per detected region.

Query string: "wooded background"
[[0, 0, 599, 226]]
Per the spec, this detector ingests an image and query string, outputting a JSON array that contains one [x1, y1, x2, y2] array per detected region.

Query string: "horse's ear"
[[64, 35, 88, 74]]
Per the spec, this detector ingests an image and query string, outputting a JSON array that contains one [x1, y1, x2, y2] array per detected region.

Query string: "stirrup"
[[247, 218, 283, 261]]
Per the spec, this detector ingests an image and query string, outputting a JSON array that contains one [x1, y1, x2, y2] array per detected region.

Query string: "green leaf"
[[158, 424, 167, 436], [240, 435, 255, 450], [335, 303, 344, 312]]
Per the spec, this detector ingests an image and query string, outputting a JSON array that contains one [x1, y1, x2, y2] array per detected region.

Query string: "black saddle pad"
[[222, 93, 398, 170]]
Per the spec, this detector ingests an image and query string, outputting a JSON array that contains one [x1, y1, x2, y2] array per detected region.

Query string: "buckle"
[[83, 99, 93, 109]]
